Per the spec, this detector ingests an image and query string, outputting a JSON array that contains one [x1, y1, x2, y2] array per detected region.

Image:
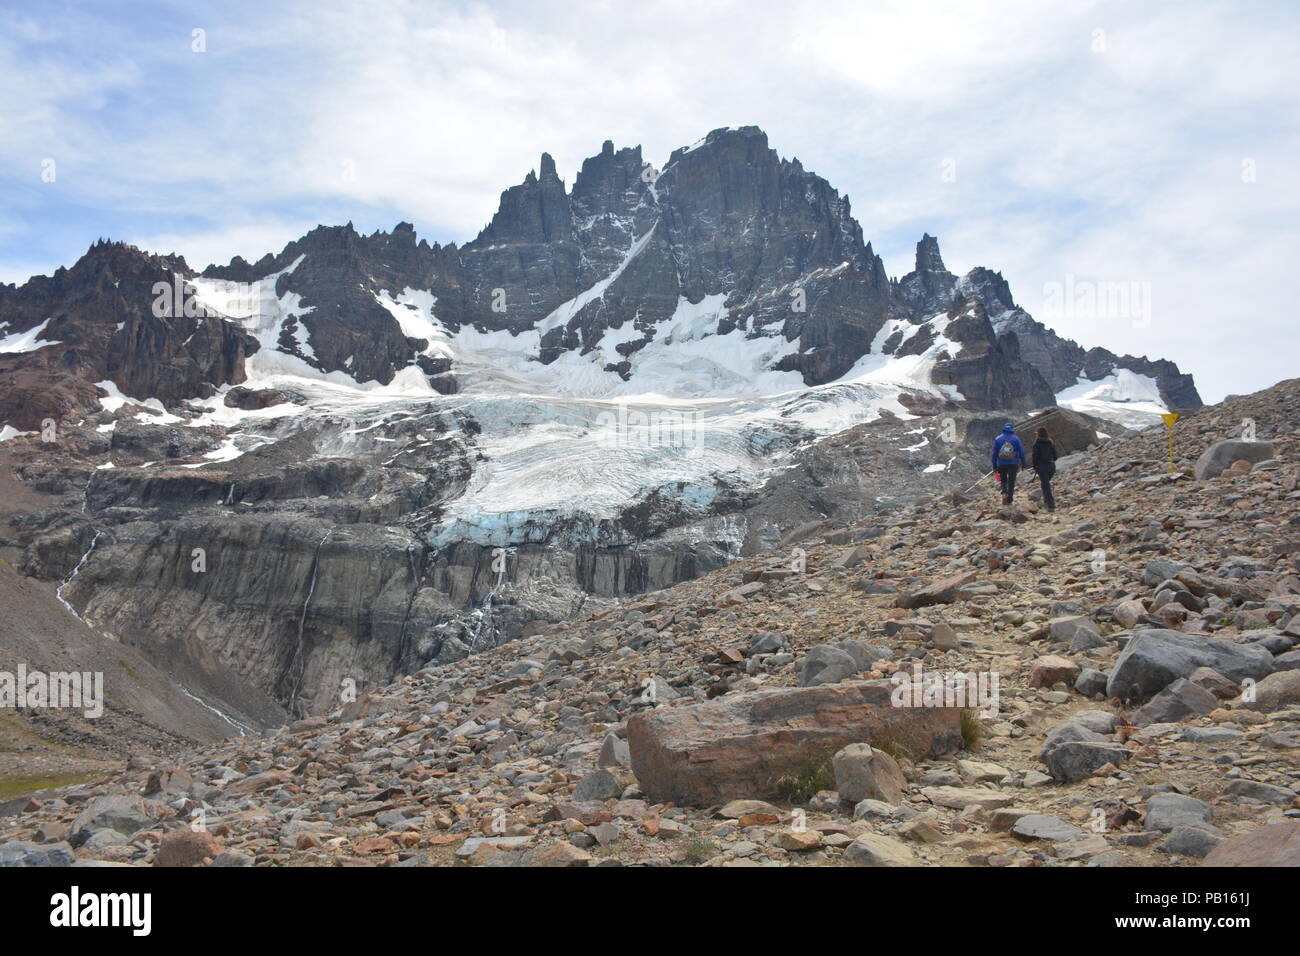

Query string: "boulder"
[[920, 786, 1014, 810], [1222, 779, 1296, 805], [1049, 616, 1097, 646], [843, 832, 917, 867], [1157, 826, 1222, 858], [1130, 678, 1218, 726], [154, 828, 223, 867], [928, 622, 960, 651], [1236, 669, 1300, 712], [1143, 558, 1190, 587], [1112, 599, 1148, 629], [1069, 710, 1120, 734], [626, 681, 963, 806], [1144, 793, 1212, 832], [1272, 650, 1300, 672], [838, 641, 892, 670], [1202, 822, 1300, 866], [1188, 666, 1239, 699], [895, 571, 977, 609], [1028, 655, 1081, 688], [1075, 667, 1109, 697], [800, 645, 859, 686], [832, 743, 907, 804], [1194, 440, 1275, 480], [520, 843, 593, 867], [1106, 629, 1274, 703], [0, 840, 75, 867], [716, 800, 783, 820], [573, 769, 626, 802], [1039, 721, 1128, 783], [1011, 814, 1084, 842], [597, 732, 630, 769], [772, 828, 822, 852], [211, 851, 254, 867], [747, 632, 786, 656], [70, 795, 158, 848]]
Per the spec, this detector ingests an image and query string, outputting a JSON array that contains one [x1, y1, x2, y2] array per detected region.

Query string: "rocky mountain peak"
[[958, 266, 1017, 319], [539, 152, 559, 180], [899, 233, 958, 315], [915, 233, 948, 274]]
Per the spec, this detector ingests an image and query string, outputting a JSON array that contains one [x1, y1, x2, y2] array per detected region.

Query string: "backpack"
[[997, 437, 1017, 462]]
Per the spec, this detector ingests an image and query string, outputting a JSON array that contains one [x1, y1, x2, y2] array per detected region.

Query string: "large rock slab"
[[921, 786, 1014, 810], [626, 681, 963, 806], [1194, 440, 1275, 480], [1202, 822, 1300, 866], [1106, 629, 1274, 703], [1011, 814, 1084, 842]]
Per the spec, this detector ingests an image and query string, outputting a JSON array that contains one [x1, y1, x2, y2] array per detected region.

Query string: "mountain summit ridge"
[[1, 125, 1199, 433]]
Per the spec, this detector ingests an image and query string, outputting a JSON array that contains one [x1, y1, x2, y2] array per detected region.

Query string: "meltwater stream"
[[55, 530, 102, 623]]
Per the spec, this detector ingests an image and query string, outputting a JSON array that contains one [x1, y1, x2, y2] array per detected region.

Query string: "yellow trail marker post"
[[1160, 412, 1180, 474]]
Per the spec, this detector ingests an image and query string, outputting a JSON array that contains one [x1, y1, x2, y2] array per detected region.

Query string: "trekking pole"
[[961, 470, 995, 495]]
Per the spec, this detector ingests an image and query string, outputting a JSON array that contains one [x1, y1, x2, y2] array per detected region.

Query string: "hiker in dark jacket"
[[991, 423, 1027, 505], [1031, 426, 1058, 512]]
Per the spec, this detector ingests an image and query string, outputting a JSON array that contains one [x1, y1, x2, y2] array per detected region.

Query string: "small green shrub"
[[773, 756, 835, 805], [960, 708, 983, 749], [684, 837, 718, 865]]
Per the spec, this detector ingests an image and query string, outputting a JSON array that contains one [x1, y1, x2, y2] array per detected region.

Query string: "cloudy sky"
[[2, 0, 1297, 401]]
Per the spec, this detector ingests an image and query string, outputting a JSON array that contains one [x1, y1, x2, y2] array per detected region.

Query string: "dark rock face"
[[460, 153, 583, 329], [224, 386, 289, 410], [1088, 351, 1202, 411], [0, 240, 259, 429], [991, 311, 1087, 393], [201, 223, 462, 385], [991, 310, 1201, 411], [957, 267, 1017, 317], [929, 300, 1056, 409]]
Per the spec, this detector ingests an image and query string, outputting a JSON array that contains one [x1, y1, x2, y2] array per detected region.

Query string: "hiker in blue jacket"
[[991, 423, 1027, 505]]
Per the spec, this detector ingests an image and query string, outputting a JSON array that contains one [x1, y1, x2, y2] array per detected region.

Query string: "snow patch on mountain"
[[189, 255, 327, 379], [0, 317, 60, 354], [375, 288, 449, 358], [94, 380, 181, 422], [538, 226, 657, 334], [1056, 370, 1167, 428], [839, 314, 964, 398]]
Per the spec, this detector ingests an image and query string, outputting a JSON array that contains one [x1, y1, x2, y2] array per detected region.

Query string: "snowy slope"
[[0, 317, 60, 353], [162, 259, 976, 546], [1056, 370, 1168, 429]]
